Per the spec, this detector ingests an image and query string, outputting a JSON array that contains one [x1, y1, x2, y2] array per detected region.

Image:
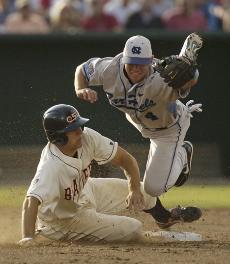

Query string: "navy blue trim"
[[164, 121, 181, 192], [136, 83, 145, 89], [49, 145, 80, 176], [118, 57, 127, 101], [134, 85, 146, 126], [122, 57, 152, 65], [82, 63, 90, 82]]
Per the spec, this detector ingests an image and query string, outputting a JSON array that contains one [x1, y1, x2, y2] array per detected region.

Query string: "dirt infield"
[[0, 208, 230, 264], [0, 145, 229, 263]]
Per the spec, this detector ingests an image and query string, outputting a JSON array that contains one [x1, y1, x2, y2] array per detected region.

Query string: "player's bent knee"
[[121, 219, 143, 242], [105, 217, 143, 242]]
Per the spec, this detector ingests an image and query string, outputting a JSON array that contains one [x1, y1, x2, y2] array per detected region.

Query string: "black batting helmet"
[[43, 104, 89, 146]]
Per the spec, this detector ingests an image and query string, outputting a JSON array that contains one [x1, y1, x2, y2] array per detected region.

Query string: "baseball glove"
[[154, 55, 197, 90]]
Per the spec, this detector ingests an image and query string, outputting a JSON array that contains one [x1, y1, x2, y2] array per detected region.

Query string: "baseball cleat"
[[179, 32, 203, 62], [156, 206, 202, 229], [175, 141, 193, 187]]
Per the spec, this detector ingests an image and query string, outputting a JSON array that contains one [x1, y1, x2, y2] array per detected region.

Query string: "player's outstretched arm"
[[110, 146, 145, 211], [18, 196, 40, 246], [74, 64, 98, 103]]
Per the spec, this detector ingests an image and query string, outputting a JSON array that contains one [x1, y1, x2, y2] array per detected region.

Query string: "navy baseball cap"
[[43, 104, 89, 133]]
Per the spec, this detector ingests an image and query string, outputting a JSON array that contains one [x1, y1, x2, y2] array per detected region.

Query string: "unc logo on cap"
[[66, 111, 79, 123], [132, 46, 141, 55]]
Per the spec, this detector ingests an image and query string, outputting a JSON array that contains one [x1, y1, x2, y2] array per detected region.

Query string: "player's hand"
[[76, 88, 98, 103], [18, 237, 36, 247], [126, 190, 145, 212], [185, 100, 202, 118]]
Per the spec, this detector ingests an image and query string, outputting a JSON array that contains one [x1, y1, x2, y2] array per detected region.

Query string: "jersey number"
[[145, 112, 159, 121]]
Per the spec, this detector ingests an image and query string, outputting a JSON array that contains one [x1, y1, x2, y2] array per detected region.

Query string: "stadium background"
[[0, 31, 230, 264]]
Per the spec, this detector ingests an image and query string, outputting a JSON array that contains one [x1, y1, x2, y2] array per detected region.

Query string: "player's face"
[[66, 128, 83, 149], [125, 64, 150, 83]]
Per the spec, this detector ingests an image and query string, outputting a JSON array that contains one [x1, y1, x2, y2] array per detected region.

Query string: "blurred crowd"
[[0, 0, 230, 34]]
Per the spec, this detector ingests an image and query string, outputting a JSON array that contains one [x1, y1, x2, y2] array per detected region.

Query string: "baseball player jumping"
[[74, 33, 203, 228]]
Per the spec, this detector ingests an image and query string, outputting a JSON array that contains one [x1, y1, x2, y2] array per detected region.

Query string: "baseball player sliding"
[[19, 104, 200, 246], [74, 33, 203, 228]]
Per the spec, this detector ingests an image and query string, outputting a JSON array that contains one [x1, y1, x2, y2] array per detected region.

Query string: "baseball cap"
[[122, 35, 153, 65]]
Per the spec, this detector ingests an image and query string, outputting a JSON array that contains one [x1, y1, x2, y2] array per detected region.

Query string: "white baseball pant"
[[38, 178, 156, 242], [143, 101, 191, 196]]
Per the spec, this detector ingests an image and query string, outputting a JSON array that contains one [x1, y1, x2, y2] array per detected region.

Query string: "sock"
[[143, 197, 171, 223]]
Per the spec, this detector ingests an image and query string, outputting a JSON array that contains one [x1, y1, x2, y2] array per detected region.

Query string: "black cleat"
[[175, 141, 193, 187], [156, 206, 202, 229]]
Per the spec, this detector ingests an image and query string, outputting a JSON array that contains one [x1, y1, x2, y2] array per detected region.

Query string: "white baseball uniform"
[[27, 127, 156, 242], [82, 53, 192, 196]]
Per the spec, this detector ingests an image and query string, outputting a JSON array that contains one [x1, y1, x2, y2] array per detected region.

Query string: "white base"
[[144, 231, 202, 241]]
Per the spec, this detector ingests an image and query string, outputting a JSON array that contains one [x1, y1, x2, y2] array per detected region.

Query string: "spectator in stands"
[[125, 0, 164, 30], [152, 0, 174, 17], [4, 0, 49, 33], [210, 0, 230, 31], [81, 0, 121, 32], [104, 0, 141, 27], [199, 0, 222, 31], [0, 0, 15, 26], [162, 0, 207, 31], [49, 0, 86, 16], [49, 0, 82, 33], [29, 0, 51, 16]]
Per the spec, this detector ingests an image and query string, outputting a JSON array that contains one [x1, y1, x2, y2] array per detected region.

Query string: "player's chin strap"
[[185, 100, 202, 118]]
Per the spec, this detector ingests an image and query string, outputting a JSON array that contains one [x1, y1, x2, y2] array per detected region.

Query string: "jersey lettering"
[[106, 92, 156, 112], [73, 179, 79, 197], [145, 112, 159, 121], [64, 164, 92, 201], [139, 99, 156, 111], [64, 187, 72, 200], [128, 99, 138, 106], [81, 165, 92, 186]]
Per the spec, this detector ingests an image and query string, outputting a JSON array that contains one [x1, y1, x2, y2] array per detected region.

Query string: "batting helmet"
[[43, 104, 89, 146]]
